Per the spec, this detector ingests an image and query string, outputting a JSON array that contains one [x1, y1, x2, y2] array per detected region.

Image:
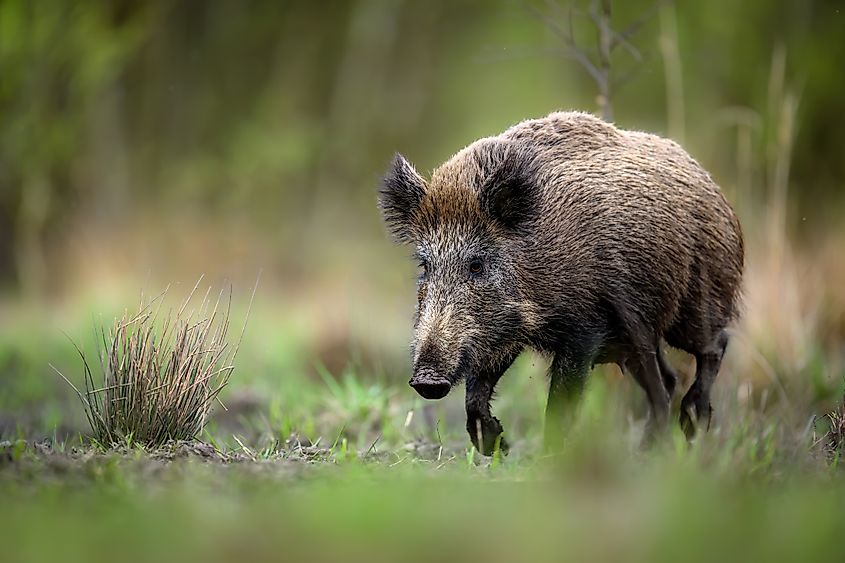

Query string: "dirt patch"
[[0, 436, 468, 486]]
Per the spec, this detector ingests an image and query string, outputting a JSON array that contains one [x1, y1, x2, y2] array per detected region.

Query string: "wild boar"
[[378, 111, 744, 454]]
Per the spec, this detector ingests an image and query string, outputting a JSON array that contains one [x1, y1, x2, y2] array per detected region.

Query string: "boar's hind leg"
[[465, 350, 520, 456], [656, 341, 678, 400], [679, 329, 729, 439], [627, 342, 672, 442], [544, 350, 594, 451], [614, 301, 671, 441]]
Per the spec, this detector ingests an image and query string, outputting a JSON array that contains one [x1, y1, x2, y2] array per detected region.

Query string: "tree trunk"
[[14, 172, 51, 299]]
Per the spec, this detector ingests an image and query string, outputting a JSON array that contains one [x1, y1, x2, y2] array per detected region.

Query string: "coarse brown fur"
[[378, 111, 744, 454]]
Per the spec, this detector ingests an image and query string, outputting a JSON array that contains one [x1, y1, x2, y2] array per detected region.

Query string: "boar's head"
[[378, 140, 538, 400]]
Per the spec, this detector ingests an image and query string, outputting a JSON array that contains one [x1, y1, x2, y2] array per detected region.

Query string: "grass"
[[1, 271, 843, 562], [50, 280, 253, 448], [1, 223, 844, 563], [1, 332, 844, 563], [2, 376, 845, 563]]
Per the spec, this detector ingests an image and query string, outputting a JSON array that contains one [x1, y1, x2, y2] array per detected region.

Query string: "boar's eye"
[[468, 258, 484, 277], [416, 259, 429, 280]]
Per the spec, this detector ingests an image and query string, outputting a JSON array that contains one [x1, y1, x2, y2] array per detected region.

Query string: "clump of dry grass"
[[55, 278, 254, 447], [814, 394, 845, 463]]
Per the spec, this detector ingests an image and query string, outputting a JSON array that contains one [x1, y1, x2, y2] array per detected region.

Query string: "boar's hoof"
[[679, 399, 713, 440], [409, 375, 451, 400], [468, 417, 509, 456]]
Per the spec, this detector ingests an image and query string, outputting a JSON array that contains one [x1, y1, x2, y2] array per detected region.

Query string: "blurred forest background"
[[1, 0, 844, 435]]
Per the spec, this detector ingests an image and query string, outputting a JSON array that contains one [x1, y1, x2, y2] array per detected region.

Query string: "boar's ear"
[[379, 153, 427, 243], [480, 145, 536, 230]]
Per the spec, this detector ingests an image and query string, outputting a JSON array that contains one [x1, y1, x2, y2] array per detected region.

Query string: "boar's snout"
[[409, 368, 451, 400], [411, 340, 453, 399]]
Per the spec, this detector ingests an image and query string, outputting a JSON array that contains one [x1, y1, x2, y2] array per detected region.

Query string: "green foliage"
[[0, 0, 842, 291], [0, 0, 148, 169]]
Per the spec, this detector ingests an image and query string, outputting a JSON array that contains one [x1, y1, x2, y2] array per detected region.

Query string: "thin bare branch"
[[614, 0, 672, 45]]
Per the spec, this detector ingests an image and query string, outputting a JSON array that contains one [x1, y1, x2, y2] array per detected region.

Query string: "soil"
[[0, 436, 464, 486]]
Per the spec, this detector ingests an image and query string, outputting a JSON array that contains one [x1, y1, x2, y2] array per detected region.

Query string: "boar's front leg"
[[466, 376, 507, 456], [465, 350, 520, 456], [544, 349, 595, 451]]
